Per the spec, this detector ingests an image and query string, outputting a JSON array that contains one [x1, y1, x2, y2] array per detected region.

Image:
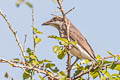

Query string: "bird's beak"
[[42, 21, 51, 25]]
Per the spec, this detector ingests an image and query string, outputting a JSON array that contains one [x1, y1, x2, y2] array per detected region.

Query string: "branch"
[[57, 0, 71, 79], [65, 7, 75, 15], [102, 54, 120, 60], [32, 8, 36, 54], [0, 10, 25, 61], [0, 59, 59, 80], [73, 71, 89, 80]]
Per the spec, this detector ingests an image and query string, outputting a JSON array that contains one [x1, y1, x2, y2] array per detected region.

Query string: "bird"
[[42, 16, 98, 65]]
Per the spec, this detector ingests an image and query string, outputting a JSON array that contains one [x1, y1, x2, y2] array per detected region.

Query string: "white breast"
[[71, 44, 93, 60]]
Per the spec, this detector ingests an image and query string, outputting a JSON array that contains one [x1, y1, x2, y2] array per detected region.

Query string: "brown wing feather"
[[69, 22, 96, 59]]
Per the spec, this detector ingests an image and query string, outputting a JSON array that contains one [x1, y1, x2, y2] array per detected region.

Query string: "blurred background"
[[0, 0, 120, 79]]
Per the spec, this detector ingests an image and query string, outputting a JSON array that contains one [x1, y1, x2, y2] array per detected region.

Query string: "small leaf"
[[100, 76, 106, 80], [24, 56, 29, 59], [57, 49, 66, 59], [53, 46, 61, 54], [58, 71, 66, 77], [110, 62, 117, 69], [75, 63, 84, 70], [39, 75, 45, 80], [38, 61, 43, 65], [74, 70, 82, 77], [102, 70, 111, 78], [30, 54, 37, 60], [114, 64, 120, 71], [33, 27, 43, 34], [96, 55, 102, 60], [48, 35, 68, 43], [32, 60, 38, 65], [35, 36, 42, 44], [117, 56, 120, 60], [107, 51, 115, 58], [4, 72, 9, 78], [112, 73, 119, 77], [59, 71, 67, 80], [25, 2, 33, 8], [16, 0, 23, 7], [46, 63, 55, 68], [13, 58, 19, 61], [84, 59, 90, 64], [90, 70, 99, 79], [26, 48, 31, 53], [68, 41, 77, 46], [43, 59, 52, 62], [50, 67, 59, 73], [52, 0, 56, 3], [23, 72, 30, 80]]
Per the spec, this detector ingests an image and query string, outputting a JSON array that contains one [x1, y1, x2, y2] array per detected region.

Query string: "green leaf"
[[35, 36, 42, 44], [48, 35, 68, 43], [33, 27, 43, 34], [74, 70, 82, 77], [59, 71, 67, 80], [103, 60, 112, 65], [52, 0, 56, 3], [110, 62, 117, 69], [38, 61, 43, 65], [23, 72, 30, 80], [26, 48, 31, 53], [102, 70, 111, 78], [13, 58, 19, 61], [50, 67, 59, 73], [96, 54, 102, 60], [39, 75, 45, 80], [100, 76, 106, 80], [60, 41, 68, 46], [57, 49, 66, 59], [58, 71, 66, 77], [30, 54, 37, 60], [117, 56, 120, 60], [24, 56, 29, 59], [112, 73, 119, 77], [68, 41, 77, 46], [45, 63, 55, 68], [114, 64, 120, 71], [25, 2, 33, 8], [90, 70, 99, 79], [43, 59, 52, 62], [75, 63, 84, 70], [107, 51, 115, 58], [53, 46, 61, 54], [85, 65, 91, 70], [16, 0, 23, 7], [84, 59, 90, 64], [32, 60, 38, 65], [4, 72, 9, 78]]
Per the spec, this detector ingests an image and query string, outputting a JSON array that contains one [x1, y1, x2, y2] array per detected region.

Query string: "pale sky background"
[[0, 0, 120, 80]]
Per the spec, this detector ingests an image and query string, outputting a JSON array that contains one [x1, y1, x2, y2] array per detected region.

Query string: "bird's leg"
[[71, 57, 79, 68]]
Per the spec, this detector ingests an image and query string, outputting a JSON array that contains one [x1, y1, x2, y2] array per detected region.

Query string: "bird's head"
[[42, 16, 64, 29]]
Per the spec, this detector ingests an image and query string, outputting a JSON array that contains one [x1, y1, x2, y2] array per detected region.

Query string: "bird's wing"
[[69, 23, 96, 60]]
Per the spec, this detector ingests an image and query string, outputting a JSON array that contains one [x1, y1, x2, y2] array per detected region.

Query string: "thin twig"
[[57, 0, 71, 79], [0, 59, 59, 80], [0, 10, 25, 61], [32, 8, 36, 54], [102, 54, 120, 60], [23, 34, 27, 52], [65, 7, 75, 15], [73, 71, 89, 80]]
